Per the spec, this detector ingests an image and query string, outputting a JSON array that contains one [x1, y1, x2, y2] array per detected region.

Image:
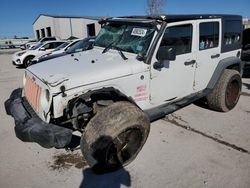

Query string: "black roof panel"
[[116, 14, 242, 22]]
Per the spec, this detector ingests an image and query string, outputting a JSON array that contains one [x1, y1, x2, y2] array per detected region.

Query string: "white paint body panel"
[[150, 20, 197, 105], [27, 48, 151, 118], [194, 19, 222, 91]]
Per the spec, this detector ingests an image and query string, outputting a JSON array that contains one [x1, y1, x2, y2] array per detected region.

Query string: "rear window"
[[224, 21, 241, 45], [222, 20, 242, 53]]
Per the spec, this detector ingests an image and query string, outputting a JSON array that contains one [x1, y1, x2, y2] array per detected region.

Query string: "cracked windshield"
[[94, 22, 156, 55]]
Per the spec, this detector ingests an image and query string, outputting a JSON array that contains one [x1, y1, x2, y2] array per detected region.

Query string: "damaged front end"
[[4, 88, 73, 149]]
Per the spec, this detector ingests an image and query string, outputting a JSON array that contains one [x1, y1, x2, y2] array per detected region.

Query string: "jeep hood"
[[27, 48, 149, 93]]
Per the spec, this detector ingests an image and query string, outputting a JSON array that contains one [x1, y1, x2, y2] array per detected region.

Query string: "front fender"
[[52, 85, 132, 119]]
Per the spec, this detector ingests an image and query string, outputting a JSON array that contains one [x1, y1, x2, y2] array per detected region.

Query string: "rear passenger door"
[[194, 19, 222, 91]]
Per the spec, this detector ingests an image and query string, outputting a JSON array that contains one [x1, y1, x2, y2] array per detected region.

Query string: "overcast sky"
[[0, 0, 249, 38]]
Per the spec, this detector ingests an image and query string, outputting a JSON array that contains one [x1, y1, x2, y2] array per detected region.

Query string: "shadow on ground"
[[192, 97, 211, 110], [66, 135, 81, 150], [79, 135, 132, 188], [79, 168, 131, 188], [15, 66, 25, 69]]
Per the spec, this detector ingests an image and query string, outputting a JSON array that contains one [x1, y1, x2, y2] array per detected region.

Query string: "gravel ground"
[[0, 50, 249, 188]]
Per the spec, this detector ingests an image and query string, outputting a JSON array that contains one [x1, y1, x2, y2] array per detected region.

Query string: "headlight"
[[17, 51, 26, 56], [22, 72, 27, 86], [45, 89, 50, 102], [40, 89, 50, 109]]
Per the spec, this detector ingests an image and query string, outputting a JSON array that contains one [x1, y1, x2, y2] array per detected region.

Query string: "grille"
[[24, 76, 41, 112]]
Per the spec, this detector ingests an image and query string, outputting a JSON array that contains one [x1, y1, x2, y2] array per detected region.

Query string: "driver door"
[[150, 21, 197, 105]]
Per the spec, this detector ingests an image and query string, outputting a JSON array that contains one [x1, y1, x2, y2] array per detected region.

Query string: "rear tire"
[[207, 69, 242, 112], [80, 101, 150, 174]]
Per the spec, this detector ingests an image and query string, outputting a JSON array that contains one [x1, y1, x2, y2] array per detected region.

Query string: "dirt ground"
[[0, 49, 250, 188]]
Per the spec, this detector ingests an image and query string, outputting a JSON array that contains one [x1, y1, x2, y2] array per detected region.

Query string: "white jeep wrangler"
[[5, 14, 244, 173]]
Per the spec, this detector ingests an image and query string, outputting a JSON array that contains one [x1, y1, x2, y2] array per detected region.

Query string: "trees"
[[146, 0, 166, 15]]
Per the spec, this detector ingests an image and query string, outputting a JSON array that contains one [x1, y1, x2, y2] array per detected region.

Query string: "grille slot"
[[24, 76, 41, 112]]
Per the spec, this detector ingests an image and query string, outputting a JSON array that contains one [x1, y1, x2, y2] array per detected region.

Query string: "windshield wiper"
[[112, 46, 128, 60], [102, 44, 127, 60], [102, 42, 114, 54]]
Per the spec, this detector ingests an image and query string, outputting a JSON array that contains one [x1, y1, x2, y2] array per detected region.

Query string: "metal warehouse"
[[243, 17, 250, 29], [33, 14, 103, 40]]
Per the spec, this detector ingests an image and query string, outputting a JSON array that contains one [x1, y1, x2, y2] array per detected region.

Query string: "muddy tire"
[[207, 69, 242, 112], [23, 56, 34, 68], [80, 101, 150, 174]]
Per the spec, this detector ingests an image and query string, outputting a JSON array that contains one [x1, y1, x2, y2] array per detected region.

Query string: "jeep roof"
[[100, 14, 242, 23]]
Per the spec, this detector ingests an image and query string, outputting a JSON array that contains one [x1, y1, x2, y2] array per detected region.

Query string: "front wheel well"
[[24, 55, 35, 62], [64, 87, 136, 130], [89, 87, 135, 104], [23, 55, 35, 67]]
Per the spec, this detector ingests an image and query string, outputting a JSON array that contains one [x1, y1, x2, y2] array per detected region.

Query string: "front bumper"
[[4, 88, 73, 149], [12, 59, 22, 66]]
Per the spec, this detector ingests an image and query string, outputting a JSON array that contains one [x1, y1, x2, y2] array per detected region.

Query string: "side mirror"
[[39, 47, 46, 51], [153, 61, 164, 69], [136, 52, 146, 61], [156, 46, 176, 61]]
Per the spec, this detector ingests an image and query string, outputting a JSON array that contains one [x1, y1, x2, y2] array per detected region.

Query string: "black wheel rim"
[[106, 128, 143, 167], [26, 59, 32, 66], [226, 78, 240, 109]]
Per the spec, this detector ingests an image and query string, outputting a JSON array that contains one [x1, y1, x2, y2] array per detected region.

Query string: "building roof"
[[33, 14, 104, 25]]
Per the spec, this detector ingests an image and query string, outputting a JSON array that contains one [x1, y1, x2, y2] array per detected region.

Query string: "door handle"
[[184, 60, 196, 66], [211, 54, 220, 59]]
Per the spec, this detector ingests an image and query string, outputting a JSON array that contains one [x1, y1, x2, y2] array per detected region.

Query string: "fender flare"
[[66, 87, 137, 116], [80, 87, 136, 105], [206, 57, 243, 90]]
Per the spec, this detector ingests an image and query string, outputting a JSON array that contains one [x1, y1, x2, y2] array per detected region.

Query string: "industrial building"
[[243, 17, 250, 29], [33, 14, 103, 40]]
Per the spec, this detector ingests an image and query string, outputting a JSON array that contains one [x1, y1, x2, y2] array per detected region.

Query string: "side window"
[[160, 24, 193, 55], [53, 42, 64, 48], [222, 20, 242, 53], [43, 43, 54, 50], [42, 43, 50, 49], [224, 20, 241, 46], [199, 22, 219, 50]]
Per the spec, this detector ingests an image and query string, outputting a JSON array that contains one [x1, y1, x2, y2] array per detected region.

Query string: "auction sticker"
[[131, 28, 147, 37]]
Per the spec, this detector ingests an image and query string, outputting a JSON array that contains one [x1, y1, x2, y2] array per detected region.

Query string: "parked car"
[[241, 28, 250, 65], [32, 39, 80, 62], [12, 41, 65, 67], [21, 37, 58, 50], [31, 37, 95, 65], [20, 39, 37, 50], [6, 14, 244, 173]]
